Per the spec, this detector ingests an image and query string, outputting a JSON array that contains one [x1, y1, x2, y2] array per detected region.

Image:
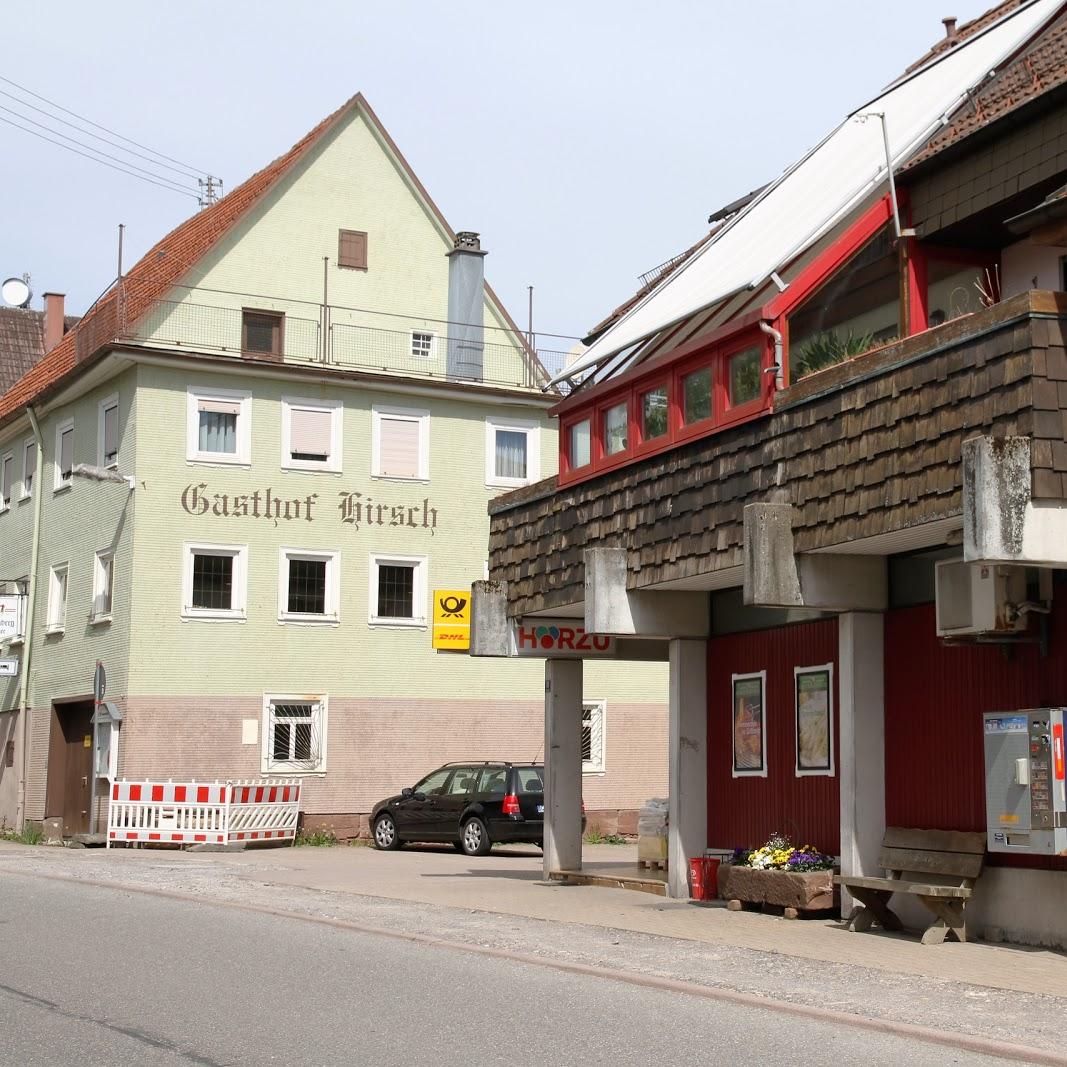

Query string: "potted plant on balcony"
[[717, 832, 837, 917]]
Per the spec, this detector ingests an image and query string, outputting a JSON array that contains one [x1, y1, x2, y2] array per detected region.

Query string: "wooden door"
[[47, 702, 94, 837]]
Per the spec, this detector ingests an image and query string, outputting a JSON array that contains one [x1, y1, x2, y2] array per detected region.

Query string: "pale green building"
[[0, 95, 668, 840]]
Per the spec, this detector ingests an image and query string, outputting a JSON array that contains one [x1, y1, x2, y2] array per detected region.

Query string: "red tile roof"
[[905, 7, 1067, 169], [902, 1, 1030, 75], [0, 91, 545, 422], [0, 93, 363, 424]]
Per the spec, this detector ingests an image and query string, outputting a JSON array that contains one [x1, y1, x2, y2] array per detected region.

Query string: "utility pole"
[[198, 175, 222, 209]]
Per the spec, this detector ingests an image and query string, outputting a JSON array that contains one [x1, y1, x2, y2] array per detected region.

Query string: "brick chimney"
[[43, 292, 65, 352], [942, 16, 958, 41]]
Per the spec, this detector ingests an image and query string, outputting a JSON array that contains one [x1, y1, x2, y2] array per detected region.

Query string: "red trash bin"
[[703, 856, 721, 899], [689, 857, 707, 900]]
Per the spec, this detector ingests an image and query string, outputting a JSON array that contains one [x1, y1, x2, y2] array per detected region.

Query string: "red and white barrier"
[[107, 778, 302, 847]]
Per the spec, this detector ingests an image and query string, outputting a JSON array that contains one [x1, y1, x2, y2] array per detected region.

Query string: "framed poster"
[[794, 663, 834, 776], [731, 670, 767, 777]]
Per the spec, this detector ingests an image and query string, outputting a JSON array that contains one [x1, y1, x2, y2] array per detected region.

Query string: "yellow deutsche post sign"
[[432, 589, 471, 650]]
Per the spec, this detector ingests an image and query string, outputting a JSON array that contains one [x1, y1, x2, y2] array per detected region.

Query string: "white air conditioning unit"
[[935, 561, 1028, 637]]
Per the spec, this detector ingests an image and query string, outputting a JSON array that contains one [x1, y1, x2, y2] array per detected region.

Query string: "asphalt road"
[[0, 872, 1010, 1066]]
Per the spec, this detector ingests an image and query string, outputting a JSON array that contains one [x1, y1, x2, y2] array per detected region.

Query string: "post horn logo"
[[439, 595, 467, 618]]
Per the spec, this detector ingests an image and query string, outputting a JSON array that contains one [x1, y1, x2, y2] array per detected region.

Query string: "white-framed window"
[[262, 694, 327, 774], [187, 387, 251, 465], [54, 418, 74, 491], [369, 554, 427, 626], [2, 575, 28, 645], [21, 438, 36, 499], [181, 542, 247, 620], [485, 417, 540, 488], [91, 550, 115, 624], [98, 393, 120, 468], [281, 397, 341, 472], [410, 330, 435, 359], [0, 452, 13, 510], [46, 563, 68, 634], [582, 700, 606, 774], [371, 406, 429, 481], [278, 548, 340, 623]]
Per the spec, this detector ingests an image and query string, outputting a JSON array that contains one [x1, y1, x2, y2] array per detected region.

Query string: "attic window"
[[339, 229, 368, 270], [242, 309, 283, 360]]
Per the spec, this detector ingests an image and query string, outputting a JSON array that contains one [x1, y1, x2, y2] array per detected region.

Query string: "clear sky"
[[1, 1, 992, 344]]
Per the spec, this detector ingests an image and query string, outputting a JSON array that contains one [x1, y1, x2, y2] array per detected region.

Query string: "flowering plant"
[[731, 832, 834, 872]]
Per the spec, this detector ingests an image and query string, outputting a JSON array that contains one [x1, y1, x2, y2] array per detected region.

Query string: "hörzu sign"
[[432, 589, 471, 651], [181, 484, 439, 532], [510, 620, 615, 657]]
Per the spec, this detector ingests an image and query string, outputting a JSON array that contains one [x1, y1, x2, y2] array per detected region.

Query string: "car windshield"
[[514, 766, 544, 794]]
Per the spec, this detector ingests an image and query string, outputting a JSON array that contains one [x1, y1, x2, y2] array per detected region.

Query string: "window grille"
[[287, 558, 327, 614], [192, 553, 233, 610], [582, 701, 605, 773], [377, 564, 414, 618], [266, 700, 324, 771]]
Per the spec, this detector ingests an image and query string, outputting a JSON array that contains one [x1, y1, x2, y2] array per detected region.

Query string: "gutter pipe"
[[759, 321, 785, 390], [16, 405, 44, 831]]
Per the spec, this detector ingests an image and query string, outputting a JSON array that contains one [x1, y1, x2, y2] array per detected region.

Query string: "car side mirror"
[[413, 791, 427, 802], [401, 787, 414, 798]]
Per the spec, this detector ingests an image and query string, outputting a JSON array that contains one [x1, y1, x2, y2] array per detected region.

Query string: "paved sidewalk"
[[3, 838, 1064, 999]]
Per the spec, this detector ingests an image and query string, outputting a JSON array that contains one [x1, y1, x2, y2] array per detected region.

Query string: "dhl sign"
[[510, 620, 615, 657], [432, 590, 471, 651]]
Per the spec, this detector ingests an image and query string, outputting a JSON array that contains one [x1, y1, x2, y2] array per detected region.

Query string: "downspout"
[[759, 321, 785, 390], [16, 404, 45, 831]]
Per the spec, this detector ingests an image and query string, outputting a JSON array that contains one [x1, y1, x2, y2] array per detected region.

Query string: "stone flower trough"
[[717, 863, 837, 918]]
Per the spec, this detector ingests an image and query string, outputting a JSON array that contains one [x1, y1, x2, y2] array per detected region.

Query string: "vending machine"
[[983, 709, 1067, 855]]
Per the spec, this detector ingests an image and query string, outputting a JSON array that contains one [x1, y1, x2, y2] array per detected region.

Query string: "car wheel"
[[373, 813, 401, 851], [460, 816, 492, 857]]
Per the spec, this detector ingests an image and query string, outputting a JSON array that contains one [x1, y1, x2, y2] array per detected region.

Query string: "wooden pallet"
[[637, 858, 667, 871]]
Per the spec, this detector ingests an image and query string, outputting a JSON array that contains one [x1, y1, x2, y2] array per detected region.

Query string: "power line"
[[0, 86, 203, 181], [0, 72, 208, 177], [0, 103, 202, 194], [0, 114, 200, 200]]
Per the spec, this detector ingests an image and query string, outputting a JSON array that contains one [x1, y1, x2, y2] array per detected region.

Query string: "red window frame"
[[595, 395, 631, 466], [560, 411, 593, 478], [633, 377, 670, 456]]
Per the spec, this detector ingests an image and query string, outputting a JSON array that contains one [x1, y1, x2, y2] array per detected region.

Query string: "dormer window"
[[640, 386, 668, 441], [682, 366, 712, 425], [727, 345, 762, 408], [602, 401, 628, 456], [568, 418, 591, 469]]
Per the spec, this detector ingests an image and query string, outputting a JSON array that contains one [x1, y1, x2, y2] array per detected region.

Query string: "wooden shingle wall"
[[489, 293, 1067, 617], [908, 97, 1067, 236]]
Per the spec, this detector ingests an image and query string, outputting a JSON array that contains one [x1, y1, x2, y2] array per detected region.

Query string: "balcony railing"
[[119, 297, 573, 393]]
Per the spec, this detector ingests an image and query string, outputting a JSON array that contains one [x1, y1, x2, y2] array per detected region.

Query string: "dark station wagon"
[[371, 762, 574, 856]]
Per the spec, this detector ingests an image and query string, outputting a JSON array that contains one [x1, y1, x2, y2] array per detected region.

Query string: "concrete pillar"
[[667, 639, 708, 898], [543, 658, 583, 879], [838, 611, 886, 916]]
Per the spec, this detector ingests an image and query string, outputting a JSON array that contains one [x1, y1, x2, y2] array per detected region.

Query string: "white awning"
[[554, 0, 1064, 385]]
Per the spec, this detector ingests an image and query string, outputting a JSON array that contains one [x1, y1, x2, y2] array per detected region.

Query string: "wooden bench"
[[833, 828, 986, 946]]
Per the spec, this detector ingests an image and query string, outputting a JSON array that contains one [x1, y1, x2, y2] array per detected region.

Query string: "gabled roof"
[[0, 92, 540, 424]]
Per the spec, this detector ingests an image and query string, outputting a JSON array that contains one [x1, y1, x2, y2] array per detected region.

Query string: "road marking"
[[4, 867, 1062, 1066]]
